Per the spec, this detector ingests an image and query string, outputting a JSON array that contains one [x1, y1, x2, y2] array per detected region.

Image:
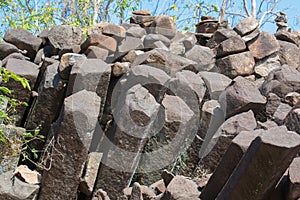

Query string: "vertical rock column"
[[39, 90, 101, 200]]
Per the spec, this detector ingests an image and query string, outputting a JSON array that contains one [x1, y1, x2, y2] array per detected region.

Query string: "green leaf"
[[0, 86, 12, 94]]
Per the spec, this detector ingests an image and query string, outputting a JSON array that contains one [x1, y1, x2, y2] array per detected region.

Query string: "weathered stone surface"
[[287, 157, 300, 200], [196, 20, 218, 34], [0, 41, 19, 60], [13, 165, 41, 185], [88, 22, 126, 39], [132, 49, 197, 76], [39, 90, 101, 200], [254, 53, 281, 77], [5, 58, 39, 125], [143, 34, 171, 49], [185, 45, 215, 71], [130, 182, 143, 200], [33, 45, 56, 64], [199, 110, 257, 173], [123, 184, 157, 200], [95, 85, 160, 199], [260, 65, 300, 98], [4, 28, 42, 60], [285, 92, 300, 106], [2, 52, 26, 67], [275, 30, 299, 45], [207, 29, 239, 49], [80, 152, 103, 196], [48, 25, 83, 50], [216, 128, 300, 200], [169, 41, 185, 55], [248, 32, 280, 60], [150, 15, 177, 39], [242, 28, 260, 42], [66, 58, 111, 119], [234, 17, 259, 36], [266, 93, 281, 118], [126, 26, 147, 38], [112, 62, 130, 77], [219, 76, 266, 118], [216, 36, 246, 57], [81, 33, 118, 52], [198, 71, 232, 100], [58, 53, 86, 80], [161, 175, 200, 200], [122, 50, 144, 63], [118, 36, 143, 57], [284, 107, 300, 134], [278, 40, 300, 69], [0, 126, 25, 175], [133, 10, 151, 16], [173, 32, 197, 51], [0, 170, 40, 200], [92, 189, 110, 200], [216, 51, 255, 78], [84, 46, 109, 60], [130, 15, 156, 27], [273, 103, 292, 125]]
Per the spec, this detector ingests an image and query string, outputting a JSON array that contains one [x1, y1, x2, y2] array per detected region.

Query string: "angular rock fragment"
[[219, 76, 266, 118], [118, 36, 143, 57], [130, 182, 143, 200], [254, 54, 281, 77], [126, 26, 147, 38], [150, 15, 177, 39], [185, 45, 215, 72], [275, 30, 299, 46], [285, 92, 300, 106], [13, 165, 41, 185], [206, 29, 239, 49], [88, 22, 126, 39], [287, 157, 300, 200], [248, 32, 280, 60], [284, 107, 300, 134], [112, 62, 131, 77], [1, 52, 26, 67], [241, 28, 260, 42], [39, 90, 101, 200], [58, 53, 86, 80], [92, 189, 110, 200], [234, 17, 259, 36], [266, 93, 281, 117], [84, 46, 109, 60], [81, 33, 117, 53], [278, 40, 300, 69], [216, 36, 246, 57], [4, 28, 42, 60], [216, 128, 300, 200], [273, 103, 292, 125], [143, 34, 171, 49], [0, 41, 19, 60]]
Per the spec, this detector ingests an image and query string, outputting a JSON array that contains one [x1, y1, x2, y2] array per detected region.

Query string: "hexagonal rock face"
[[161, 175, 200, 200], [216, 51, 255, 78], [4, 28, 42, 60], [234, 17, 259, 36], [48, 25, 84, 50], [219, 76, 266, 118], [260, 65, 300, 98], [39, 90, 101, 200], [247, 32, 280, 60]]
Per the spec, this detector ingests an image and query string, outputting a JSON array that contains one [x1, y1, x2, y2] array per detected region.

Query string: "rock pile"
[[0, 11, 300, 200]]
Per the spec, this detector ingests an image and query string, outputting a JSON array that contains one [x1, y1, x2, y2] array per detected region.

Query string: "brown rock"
[[285, 92, 300, 106], [234, 17, 259, 36], [150, 15, 177, 39], [130, 182, 143, 200], [248, 32, 280, 60], [84, 46, 109, 61], [216, 51, 255, 78], [112, 62, 131, 77], [130, 15, 156, 27], [133, 10, 151, 16], [275, 30, 299, 45], [92, 189, 110, 200], [13, 165, 41, 185], [88, 22, 126, 39], [273, 103, 292, 125], [81, 33, 117, 52], [278, 40, 300, 69], [216, 36, 246, 57]]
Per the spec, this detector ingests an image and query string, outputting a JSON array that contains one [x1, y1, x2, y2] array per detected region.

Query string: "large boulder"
[[234, 17, 259, 36], [278, 40, 300, 69], [4, 28, 42, 60], [216, 36, 246, 57]]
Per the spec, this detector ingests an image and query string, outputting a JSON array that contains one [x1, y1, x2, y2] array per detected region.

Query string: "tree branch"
[[243, 0, 250, 16], [225, 11, 247, 18], [259, 0, 278, 27], [219, 0, 227, 23], [251, 0, 256, 18]]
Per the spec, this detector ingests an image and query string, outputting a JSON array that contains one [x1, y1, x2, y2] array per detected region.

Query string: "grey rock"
[[89, 22, 126, 39], [48, 25, 84, 50], [58, 53, 86, 80], [130, 183, 143, 200], [126, 26, 147, 38], [216, 36, 246, 57], [248, 32, 280, 60], [284, 108, 300, 134], [118, 36, 143, 57], [207, 29, 239, 49], [254, 54, 281, 77], [143, 34, 171, 49], [287, 157, 300, 200], [198, 71, 232, 100], [285, 92, 300, 106], [150, 15, 177, 39], [4, 28, 42, 60], [185, 45, 216, 71], [266, 93, 281, 117], [169, 42, 185, 55], [1, 52, 26, 67], [242, 28, 260, 42], [234, 17, 259, 36], [275, 30, 299, 46], [216, 51, 255, 78], [122, 50, 144, 63], [84, 46, 109, 61], [278, 40, 300, 69], [0, 41, 19, 60], [39, 90, 101, 200], [219, 76, 266, 118], [273, 103, 292, 125]]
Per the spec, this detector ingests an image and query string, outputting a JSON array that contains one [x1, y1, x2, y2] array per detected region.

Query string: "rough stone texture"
[[84, 46, 109, 60], [13, 165, 41, 185], [216, 128, 300, 200], [4, 28, 42, 60], [248, 32, 280, 60], [0, 41, 19, 60], [66, 58, 111, 119], [80, 152, 103, 196], [219, 76, 266, 118], [284, 107, 300, 134], [198, 71, 232, 100], [81, 33, 118, 52], [48, 25, 84, 50], [216, 51, 255, 78], [234, 17, 259, 36], [254, 54, 281, 77], [266, 93, 281, 118], [216, 36, 246, 57], [1, 52, 26, 67], [0, 170, 40, 200], [273, 103, 292, 125], [126, 26, 147, 38], [242, 28, 260, 42], [199, 110, 257, 173], [285, 92, 300, 106], [143, 34, 171, 49], [95, 85, 161, 199], [161, 175, 200, 200], [260, 65, 300, 98], [130, 182, 143, 200], [275, 30, 299, 46], [39, 90, 101, 200], [92, 189, 110, 200], [130, 15, 156, 27], [150, 15, 177, 39], [5, 58, 39, 125], [58, 53, 87, 80], [112, 62, 131, 77], [132, 49, 197, 76], [278, 40, 300, 69], [88, 22, 126, 39], [118, 36, 143, 57], [185, 45, 215, 71], [206, 29, 239, 49], [25, 61, 66, 151], [287, 157, 300, 200]]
